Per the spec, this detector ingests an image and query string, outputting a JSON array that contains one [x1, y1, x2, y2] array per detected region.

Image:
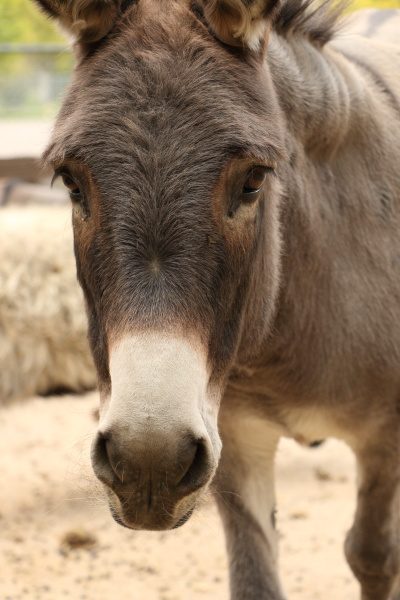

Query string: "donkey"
[[33, 0, 400, 597]]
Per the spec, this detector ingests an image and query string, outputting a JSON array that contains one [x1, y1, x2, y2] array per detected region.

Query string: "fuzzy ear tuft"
[[33, 0, 127, 43], [200, 0, 280, 50]]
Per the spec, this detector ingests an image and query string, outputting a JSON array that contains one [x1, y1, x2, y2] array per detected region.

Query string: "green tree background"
[[0, 0, 63, 44]]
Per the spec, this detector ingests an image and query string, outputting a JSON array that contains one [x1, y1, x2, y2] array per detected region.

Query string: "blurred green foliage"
[[0, 0, 71, 118], [0, 0, 63, 43], [350, 0, 400, 7]]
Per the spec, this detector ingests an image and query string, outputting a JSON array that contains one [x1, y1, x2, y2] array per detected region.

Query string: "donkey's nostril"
[[91, 428, 214, 509], [91, 431, 123, 487], [177, 437, 210, 494]]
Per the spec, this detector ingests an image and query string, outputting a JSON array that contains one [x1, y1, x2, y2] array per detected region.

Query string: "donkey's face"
[[40, 0, 284, 530]]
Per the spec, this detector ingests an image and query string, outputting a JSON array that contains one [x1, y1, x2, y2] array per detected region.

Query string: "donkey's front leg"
[[213, 405, 286, 600], [345, 423, 400, 600]]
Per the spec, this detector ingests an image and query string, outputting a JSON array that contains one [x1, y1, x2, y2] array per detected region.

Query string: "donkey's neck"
[[268, 34, 361, 158], [249, 33, 399, 400]]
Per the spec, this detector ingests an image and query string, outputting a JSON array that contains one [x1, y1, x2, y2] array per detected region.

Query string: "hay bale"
[[0, 206, 96, 404]]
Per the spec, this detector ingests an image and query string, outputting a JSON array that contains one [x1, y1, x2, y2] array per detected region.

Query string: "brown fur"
[[33, 0, 400, 597]]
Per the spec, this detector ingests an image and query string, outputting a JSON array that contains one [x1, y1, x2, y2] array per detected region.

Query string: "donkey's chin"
[[105, 489, 200, 531]]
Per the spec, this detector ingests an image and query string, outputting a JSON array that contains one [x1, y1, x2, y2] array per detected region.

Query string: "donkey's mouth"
[[109, 506, 195, 531], [172, 508, 194, 529], [107, 490, 197, 531], [109, 505, 132, 530]]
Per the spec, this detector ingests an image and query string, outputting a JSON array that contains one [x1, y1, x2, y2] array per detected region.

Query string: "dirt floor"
[[0, 392, 359, 600]]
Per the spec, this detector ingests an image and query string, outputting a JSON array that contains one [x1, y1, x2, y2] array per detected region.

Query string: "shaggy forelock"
[[44, 1, 283, 168]]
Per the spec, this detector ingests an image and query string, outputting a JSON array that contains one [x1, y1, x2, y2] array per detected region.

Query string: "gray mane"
[[274, 0, 346, 45]]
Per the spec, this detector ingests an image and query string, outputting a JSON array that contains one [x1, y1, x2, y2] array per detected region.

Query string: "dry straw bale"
[[0, 206, 96, 404]]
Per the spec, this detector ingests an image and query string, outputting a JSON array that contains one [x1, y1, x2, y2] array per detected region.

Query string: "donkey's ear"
[[200, 0, 280, 50], [32, 0, 126, 43]]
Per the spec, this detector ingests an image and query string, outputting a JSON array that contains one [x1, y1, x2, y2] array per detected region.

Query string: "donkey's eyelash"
[[51, 168, 73, 187], [50, 171, 61, 188]]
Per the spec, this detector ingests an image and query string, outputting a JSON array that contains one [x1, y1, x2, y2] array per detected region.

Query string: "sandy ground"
[[0, 392, 360, 600]]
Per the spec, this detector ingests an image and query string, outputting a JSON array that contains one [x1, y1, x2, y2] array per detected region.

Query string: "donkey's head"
[[38, 0, 284, 530]]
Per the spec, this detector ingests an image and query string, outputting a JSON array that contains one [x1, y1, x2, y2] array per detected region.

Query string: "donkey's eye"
[[242, 166, 268, 201], [52, 169, 90, 221], [59, 172, 82, 202]]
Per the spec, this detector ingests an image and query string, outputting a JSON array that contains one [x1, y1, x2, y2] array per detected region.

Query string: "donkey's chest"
[[227, 370, 358, 446]]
